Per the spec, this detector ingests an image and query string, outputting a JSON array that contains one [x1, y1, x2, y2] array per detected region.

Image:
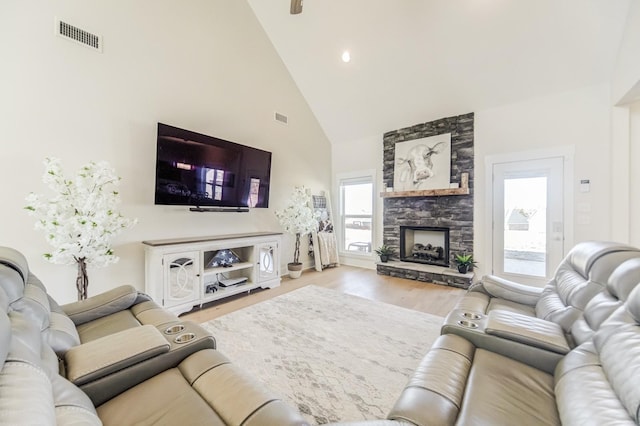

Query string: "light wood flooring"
[[182, 265, 466, 323]]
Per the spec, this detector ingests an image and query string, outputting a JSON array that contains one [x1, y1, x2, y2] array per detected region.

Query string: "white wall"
[[630, 102, 640, 246], [474, 84, 612, 277], [612, 1, 640, 105], [333, 84, 614, 276], [332, 134, 383, 269], [610, 106, 631, 243], [0, 0, 331, 303], [610, 2, 640, 245]]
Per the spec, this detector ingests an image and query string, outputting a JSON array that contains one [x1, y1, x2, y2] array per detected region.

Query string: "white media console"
[[143, 232, 282, 315]]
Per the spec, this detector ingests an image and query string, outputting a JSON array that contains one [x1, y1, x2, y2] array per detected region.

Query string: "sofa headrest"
[[607, 258, 640, 303], [0, 247, 29, 283], [0, 295, 10, 365], [590, 285, 640, 423], [567, 241, 639, 279], [627, 285, 640, 323], [0, 265, 26, 306]]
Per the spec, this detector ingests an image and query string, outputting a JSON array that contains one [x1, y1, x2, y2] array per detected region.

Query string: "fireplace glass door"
[[400, 226, 449, 266]]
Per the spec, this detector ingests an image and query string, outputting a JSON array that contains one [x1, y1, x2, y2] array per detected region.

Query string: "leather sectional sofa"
[[0, 247, 308, 425], [332, 240, 640, 425], [4, 241, 640, 425]]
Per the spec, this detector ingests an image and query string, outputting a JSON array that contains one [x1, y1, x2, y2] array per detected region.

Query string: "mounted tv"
[[154, 123, 272, 210]]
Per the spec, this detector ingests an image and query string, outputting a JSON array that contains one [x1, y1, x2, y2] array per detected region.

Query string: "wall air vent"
[[274, 112, 289, 125], [55, 18, 103, 52]]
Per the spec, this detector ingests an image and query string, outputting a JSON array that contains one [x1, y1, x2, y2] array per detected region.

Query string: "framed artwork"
[[393, 133, 451, 191]]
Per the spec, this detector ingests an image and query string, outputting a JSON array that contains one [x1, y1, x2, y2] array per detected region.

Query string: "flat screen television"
[[154, 123, 272, 209]]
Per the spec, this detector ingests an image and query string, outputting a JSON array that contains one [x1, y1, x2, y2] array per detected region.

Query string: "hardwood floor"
[[181, 265, 466, 323]]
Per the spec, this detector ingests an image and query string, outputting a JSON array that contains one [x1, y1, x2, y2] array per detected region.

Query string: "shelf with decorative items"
[[203, 261, 254, 277], [380, 172, 469, 198]]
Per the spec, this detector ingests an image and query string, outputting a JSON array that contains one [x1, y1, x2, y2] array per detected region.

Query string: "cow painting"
[[393, 134, 452, 191]]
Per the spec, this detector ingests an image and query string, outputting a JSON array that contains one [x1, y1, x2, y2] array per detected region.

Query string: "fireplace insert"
[[399, 226, 450, 267]]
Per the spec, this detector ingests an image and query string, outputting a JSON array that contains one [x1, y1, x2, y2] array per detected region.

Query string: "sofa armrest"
[[442, 309, 564, 374], [481, 275, 543, 306], [485, 310, 571, 354], [181, 349, 309, 426], [64, 325, 170, 386], [80, 321, 216, 406], [388, 334, 475, 426], [62, 285, 150, 325]]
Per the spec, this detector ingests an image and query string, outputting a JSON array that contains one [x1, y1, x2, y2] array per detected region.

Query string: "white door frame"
[[484, 146, 574, 283]]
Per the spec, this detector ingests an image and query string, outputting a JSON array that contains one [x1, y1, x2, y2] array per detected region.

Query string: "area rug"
[[200, 285, 444, 425]]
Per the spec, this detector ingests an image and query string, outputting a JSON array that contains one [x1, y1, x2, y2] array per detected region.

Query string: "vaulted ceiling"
[[248, 0, 630, 144]]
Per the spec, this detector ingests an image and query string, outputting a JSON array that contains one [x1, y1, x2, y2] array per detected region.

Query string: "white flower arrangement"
[[24, 157, 137, 268], [275, 186, 317, 264]]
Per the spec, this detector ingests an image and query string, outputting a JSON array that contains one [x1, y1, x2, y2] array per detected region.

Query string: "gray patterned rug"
[[201, 285, 443, 425]]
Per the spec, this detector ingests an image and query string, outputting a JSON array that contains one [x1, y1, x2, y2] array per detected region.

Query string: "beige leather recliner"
[[330, 272, 640, 426], [447, 241, 639, 353], [1, 247, 183, 353], [441, 245, 640, 373], [456, 241, 640, 330], [570, 256, 640, 344], [387, 282, 640, 426], [0, 247, 308, 425]]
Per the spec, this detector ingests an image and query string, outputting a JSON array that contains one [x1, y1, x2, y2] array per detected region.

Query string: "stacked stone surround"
[[379, 112, 474, 288]]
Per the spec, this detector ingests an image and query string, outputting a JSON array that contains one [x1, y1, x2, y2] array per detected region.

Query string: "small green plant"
[[454, 253, 477, 273], [375, 244, 395, 262], [375, 245, 395, 256], [454, 253, 475, 266]]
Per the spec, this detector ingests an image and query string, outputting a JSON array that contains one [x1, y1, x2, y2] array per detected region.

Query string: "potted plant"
[[275, 186, 317, 278], [24, 157, 137, 300], [375, 244, 395, 263], [454, 253, 477, 274]]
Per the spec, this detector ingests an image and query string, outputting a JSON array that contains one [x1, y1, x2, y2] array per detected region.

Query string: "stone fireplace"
[[400, 226, 449, 267], [376, 113, 474, 288]]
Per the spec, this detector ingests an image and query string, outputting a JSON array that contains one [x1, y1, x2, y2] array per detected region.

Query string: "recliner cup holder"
[[174, 332, 196, 344], [461, 312, 482, 320], [164, 324, 186, 335], [457, 320, 479, 329]]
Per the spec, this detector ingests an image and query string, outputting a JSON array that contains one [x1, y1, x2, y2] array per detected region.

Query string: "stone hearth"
[[377, 113, 474, 289], [377, 261, 473, 288]]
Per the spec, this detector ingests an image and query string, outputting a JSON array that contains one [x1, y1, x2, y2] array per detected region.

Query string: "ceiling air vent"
[[55, 18, 103, 52], [274, 112, 289, 125]]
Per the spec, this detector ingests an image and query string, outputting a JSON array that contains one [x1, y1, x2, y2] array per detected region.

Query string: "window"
[[204, 169, 226, 201], [338, 174, 374, 255]]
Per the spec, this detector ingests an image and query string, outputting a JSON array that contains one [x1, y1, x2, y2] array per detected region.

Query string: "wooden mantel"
[[380, 173, 469, 198]]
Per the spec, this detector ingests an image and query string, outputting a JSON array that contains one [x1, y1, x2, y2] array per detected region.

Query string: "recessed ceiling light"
[[341, 50, 351, 63]]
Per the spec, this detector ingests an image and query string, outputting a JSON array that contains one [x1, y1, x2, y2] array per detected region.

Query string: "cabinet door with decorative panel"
[[257, 242, 279, 283], [163, 252, 200, 308]]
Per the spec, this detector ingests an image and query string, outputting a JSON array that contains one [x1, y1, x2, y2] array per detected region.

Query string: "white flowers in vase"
[[25, 157, 137, 300], [275, 186, 317, 268]]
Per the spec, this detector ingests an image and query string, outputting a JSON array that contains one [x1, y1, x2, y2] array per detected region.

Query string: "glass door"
[[163, 251, 200, 308], [257, 242, 279, 283], [492, 157, 564, 286]]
